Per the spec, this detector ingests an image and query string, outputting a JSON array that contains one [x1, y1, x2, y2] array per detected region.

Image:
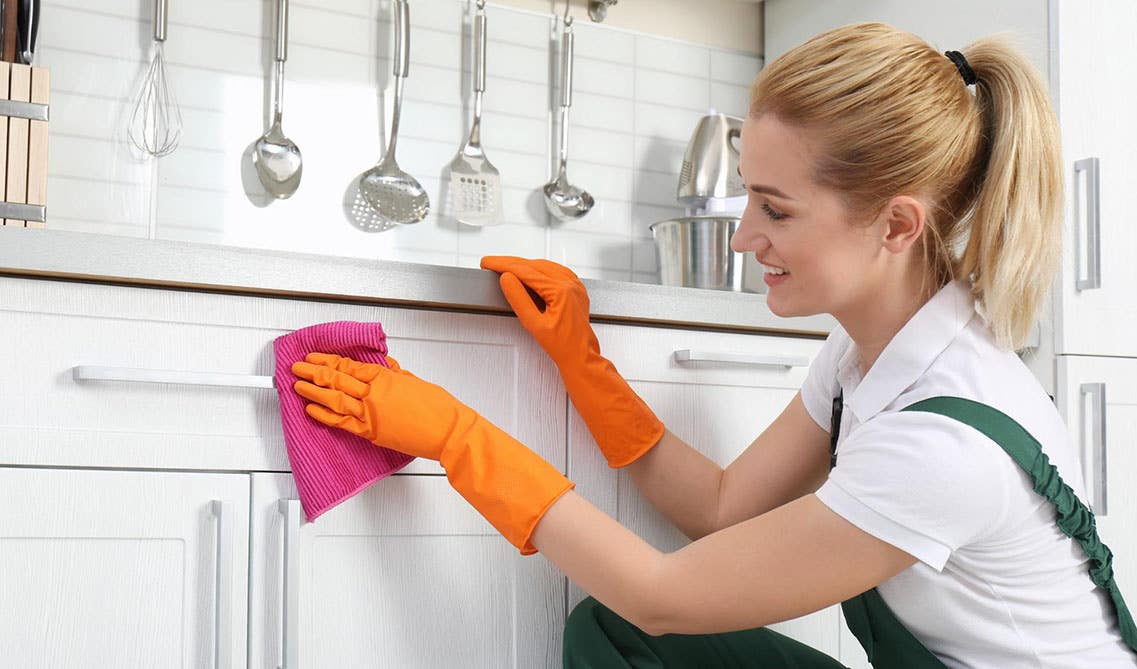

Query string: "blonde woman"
[[292, 23, 1137, 667]]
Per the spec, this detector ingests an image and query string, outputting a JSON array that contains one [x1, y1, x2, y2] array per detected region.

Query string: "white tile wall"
[[38, 0, 761, 283]]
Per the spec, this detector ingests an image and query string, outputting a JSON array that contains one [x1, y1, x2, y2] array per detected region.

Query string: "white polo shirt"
[[801, 279, 1136, 668]]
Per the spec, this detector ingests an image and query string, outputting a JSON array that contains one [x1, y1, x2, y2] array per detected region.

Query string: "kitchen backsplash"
[[39, 0, 761, 282]]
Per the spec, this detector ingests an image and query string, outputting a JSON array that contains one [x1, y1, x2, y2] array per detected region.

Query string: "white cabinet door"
[[249, 473, 565, 669], [566, 323, 843, 657], [1057, 355, 1137, 607], [1053, 1, 1137, 356], [0, 468, 249, 669]]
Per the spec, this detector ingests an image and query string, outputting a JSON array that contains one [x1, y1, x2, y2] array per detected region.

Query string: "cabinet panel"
[[1054, 0, 1137, 355], [250, 473, 565, 669], [0, 276, 563, 475], [567, 322, 842, 656], [0, 468, 249, 669], [1057, 355, 1137, 607]]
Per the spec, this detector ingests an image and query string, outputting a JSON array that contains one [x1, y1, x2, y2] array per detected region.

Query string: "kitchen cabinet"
[[0, 273, 843, 666], [248, 473, 564, 669], [566, 321, 843, 658], [1057, 356, 1137, 608], [0, 467, 250, 668], [1052, 0, 1137, 357]]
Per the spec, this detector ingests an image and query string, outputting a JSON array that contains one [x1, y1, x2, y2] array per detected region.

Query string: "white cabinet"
[[248, 473, 564, 669], [1053, 0, 1137, 357], [0, 468, 250, 669], [567, 321, 842, 656], [1057, 356, 1137, 607]]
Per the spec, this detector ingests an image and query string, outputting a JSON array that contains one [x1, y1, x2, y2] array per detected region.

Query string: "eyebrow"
[[737, 167, 794, 201]]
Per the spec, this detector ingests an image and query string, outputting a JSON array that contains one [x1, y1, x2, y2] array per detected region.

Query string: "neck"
[[835, 270, 938, 378]]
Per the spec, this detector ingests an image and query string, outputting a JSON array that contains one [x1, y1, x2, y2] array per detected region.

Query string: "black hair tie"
[[945, 50, 977, 86]]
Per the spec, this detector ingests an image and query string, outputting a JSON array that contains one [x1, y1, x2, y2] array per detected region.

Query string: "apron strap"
[[902, 396, 1137, 655]]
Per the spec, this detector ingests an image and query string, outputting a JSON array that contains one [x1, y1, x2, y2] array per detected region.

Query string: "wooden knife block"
[[0, 62, 48, 228]]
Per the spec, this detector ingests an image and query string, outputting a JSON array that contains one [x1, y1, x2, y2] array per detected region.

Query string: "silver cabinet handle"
[[210, 500, 234, 669], [72, 365, 275, 389], [673, 349, 810, 369], [1074, 157, 1101, 291], [1080, 383, 1107, 515], [277, 499, 301, 669]]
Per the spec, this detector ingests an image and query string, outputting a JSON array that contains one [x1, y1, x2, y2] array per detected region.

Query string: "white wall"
[[764, 0, 1048, 76], [41, 0, 762, 283], [491, 0, 764, 55]]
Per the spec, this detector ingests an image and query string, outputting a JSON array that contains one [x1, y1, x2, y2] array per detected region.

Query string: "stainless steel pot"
[[650, 215, 750, 292]]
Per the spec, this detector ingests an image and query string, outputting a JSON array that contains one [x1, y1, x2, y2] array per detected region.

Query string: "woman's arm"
[[624, 392, 833, 540], [531, 488, 916, 636]]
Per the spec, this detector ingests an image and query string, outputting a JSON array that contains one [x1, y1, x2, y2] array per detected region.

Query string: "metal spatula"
[[358, 0, 429, 227], [444, 0, 502, 226]]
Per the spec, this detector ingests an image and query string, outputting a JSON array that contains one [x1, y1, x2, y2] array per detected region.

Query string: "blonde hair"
[[750, 23, 1062, 351]]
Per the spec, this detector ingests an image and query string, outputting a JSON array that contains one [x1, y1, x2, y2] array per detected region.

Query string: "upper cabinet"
[[1052, 0, 1137, 357]]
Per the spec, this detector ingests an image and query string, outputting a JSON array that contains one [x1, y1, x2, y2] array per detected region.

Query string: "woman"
[[291, 23, 1137, 667]]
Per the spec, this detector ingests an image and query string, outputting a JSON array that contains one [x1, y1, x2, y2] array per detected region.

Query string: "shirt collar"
[[839, 280, 977, 422]]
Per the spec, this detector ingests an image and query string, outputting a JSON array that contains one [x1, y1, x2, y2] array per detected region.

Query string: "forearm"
[[530, 490, 671, 635], [623, 429, 727, 540]]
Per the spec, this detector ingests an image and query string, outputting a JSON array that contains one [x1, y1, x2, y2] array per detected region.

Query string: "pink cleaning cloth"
[[273, 321, 414, 522]]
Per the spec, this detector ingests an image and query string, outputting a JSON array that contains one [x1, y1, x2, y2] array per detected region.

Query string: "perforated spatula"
[[444, 0, 502, 226]]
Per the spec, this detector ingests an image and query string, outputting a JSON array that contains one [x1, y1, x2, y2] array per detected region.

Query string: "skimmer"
[[358, 0, 429, 227]]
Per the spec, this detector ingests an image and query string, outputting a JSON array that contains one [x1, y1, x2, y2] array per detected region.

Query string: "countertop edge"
[[0, 228, 836, 337]]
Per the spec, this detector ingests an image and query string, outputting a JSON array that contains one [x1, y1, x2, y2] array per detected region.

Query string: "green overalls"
[[562, 396, 1137, 668]]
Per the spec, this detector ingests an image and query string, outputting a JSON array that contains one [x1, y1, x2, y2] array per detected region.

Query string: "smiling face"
[[732, 114, 888, 319]]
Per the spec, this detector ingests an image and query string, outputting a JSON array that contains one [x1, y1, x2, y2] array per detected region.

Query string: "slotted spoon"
[[358, 0, 429, 228]]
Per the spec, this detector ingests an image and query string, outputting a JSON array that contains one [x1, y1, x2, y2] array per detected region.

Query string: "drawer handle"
[[72, 365, 275, 389], [277, 499, 301, 669], [673, 349, 810, 369], [1074, 157, 1102, 291], [211, 500, 234, 669], [1080, 382, 1108, 515]]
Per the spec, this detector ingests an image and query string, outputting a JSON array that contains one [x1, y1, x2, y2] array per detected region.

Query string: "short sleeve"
[[815, 410, 1013, 571], [800, 326, 852, 432]]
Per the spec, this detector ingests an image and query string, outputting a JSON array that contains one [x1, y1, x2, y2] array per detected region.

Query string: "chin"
[[765, 293, 820, 319]]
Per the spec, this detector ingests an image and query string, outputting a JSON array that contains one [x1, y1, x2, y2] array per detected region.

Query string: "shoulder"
[[821, 409, 1021, 568]]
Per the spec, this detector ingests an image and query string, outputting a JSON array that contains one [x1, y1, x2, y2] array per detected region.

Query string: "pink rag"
[[273, 321, 414, 521]]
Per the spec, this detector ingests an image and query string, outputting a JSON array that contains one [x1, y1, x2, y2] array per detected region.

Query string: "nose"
[[731, 211, 769, 254]]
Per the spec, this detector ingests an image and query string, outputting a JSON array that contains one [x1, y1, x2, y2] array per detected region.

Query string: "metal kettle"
[[676, 112, 745, 207]]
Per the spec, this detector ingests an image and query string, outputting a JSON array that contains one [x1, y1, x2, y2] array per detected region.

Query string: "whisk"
[[129, 0, 182, 157]]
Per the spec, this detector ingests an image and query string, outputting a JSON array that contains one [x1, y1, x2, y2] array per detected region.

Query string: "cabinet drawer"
[[0, 277, 564, 473]]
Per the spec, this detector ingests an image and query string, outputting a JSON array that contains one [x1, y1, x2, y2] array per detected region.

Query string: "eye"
[[761, 203, 788, 221]]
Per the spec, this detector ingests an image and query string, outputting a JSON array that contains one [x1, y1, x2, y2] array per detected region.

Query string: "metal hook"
[[476, 0, 485, 9], [562, 0, 570, 25]]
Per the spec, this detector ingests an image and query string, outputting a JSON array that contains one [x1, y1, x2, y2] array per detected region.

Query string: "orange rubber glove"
[[479, 256, 664, 467], [292, 352, 573, 555]]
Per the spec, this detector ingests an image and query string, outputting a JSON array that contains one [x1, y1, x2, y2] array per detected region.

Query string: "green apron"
[[832, 394, 1137, 668]]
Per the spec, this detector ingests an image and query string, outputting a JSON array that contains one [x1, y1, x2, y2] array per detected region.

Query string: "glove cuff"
[[440, 414, 575, 555]]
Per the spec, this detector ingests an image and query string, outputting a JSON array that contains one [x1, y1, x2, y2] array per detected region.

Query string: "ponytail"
[[956, 37, 1063, 350]]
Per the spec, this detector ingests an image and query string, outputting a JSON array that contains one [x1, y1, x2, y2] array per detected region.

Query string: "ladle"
[[543, 12, 593, 221], [253, 0, 302, 199]]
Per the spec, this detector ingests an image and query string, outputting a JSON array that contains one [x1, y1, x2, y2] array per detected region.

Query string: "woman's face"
[[731, 114, 883, 319]]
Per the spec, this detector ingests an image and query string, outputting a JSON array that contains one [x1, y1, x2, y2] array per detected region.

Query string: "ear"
[[878, 196, 926, 254]]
